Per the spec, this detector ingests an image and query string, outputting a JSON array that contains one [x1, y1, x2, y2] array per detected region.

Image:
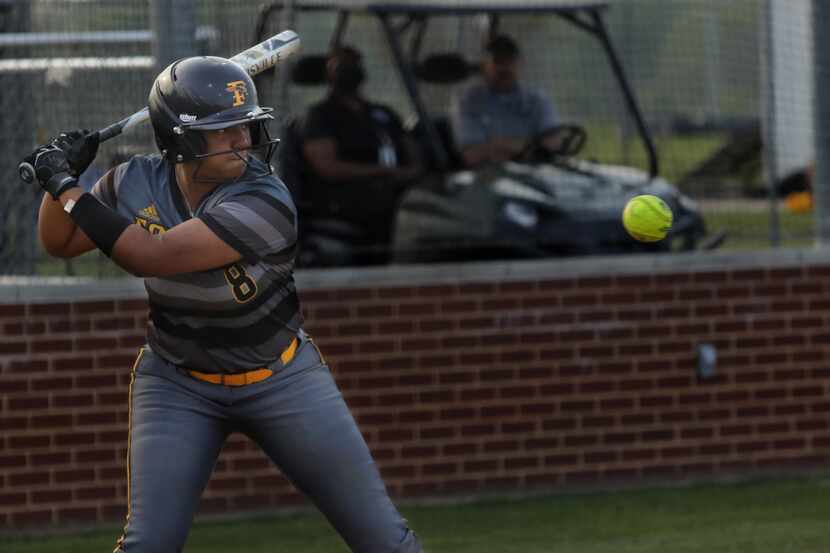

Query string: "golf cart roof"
[[279, 1, 609, 14], [370, 1, 609, 15]]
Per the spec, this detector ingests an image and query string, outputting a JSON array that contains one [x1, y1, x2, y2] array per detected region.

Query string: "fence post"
[[150, 0, 197, 75], [814, 0, 830, 245]]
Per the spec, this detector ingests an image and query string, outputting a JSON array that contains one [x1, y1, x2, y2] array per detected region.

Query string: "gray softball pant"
[[114, 333, 420, 553]]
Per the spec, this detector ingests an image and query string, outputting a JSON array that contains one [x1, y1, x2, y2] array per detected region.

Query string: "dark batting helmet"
[[148, 55, 278, 165]]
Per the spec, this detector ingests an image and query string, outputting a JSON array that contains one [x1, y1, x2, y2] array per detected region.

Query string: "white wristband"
[[63, 198, 76, 214]]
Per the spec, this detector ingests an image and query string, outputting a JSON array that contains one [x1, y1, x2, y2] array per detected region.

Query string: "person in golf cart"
[[301, 46, 423, 261], [450, 34, 563, 168]]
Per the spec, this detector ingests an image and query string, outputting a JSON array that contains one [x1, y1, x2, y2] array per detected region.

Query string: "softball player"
[[27, 56, 420, 553]]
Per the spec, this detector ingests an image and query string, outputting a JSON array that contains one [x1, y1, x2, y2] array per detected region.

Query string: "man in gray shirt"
[[451, 34, 560, 168]]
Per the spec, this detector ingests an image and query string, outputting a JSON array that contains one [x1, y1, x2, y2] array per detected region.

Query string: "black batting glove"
[[53, 129, 100, 177], [22, 144, 78, 200]]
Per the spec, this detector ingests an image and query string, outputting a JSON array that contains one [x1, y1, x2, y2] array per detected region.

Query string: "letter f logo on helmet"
[[226, 80, 248, 107]]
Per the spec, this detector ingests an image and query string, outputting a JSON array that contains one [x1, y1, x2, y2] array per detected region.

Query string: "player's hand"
[[22, 143, 78, 200], [53, 129, 100, 177]]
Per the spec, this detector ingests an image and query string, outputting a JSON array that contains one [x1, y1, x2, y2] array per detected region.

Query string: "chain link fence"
[[0, 0, 817, 275]]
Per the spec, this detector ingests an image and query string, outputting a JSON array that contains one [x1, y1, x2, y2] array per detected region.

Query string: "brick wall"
[[2, 252, 830, 528]]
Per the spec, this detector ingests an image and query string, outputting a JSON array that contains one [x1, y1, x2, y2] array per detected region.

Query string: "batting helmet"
[[148, 56, 277, 164]]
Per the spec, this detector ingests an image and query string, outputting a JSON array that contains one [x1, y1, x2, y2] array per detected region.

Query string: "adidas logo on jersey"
[[138, 204, 160, 222]]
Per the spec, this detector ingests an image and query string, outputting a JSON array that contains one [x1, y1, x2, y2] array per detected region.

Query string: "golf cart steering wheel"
[[513, 125, 587, 163]]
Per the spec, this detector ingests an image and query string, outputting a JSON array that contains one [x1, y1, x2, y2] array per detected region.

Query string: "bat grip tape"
[[67, 193, 132, 257]]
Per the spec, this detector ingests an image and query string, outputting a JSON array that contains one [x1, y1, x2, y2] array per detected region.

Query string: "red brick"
[[793, 350, 824, 363], [338, 322, 372, 336], [502, 421, 535, 433], [461, 424, 495, 436], [32, 489, 72, 503], [11, 510, 53, 525], [422, 427, 457, 441], [618, 308, 653, 322], [455, 389, 493, 404], [29, 451, 71, 466], [440, 300, 478, 313], [381, 465, 417, 479], [72, 300, 115, 314], [736, 406, 769, 418], [0, 454, 26, 469], [76, 337, 119, 351], [377, 393, 415, 407], [374, 357, 410, 372], [464, 460, 499, 472], [484, 440, 519, 453], [436, 406, 474, 420], [736, 441, 769, 454], [622, 413, 657, 425], [55, 432, 95, 446], [603, 432, 637, 444], [29, 302, 71, 316], [9, 396, 49, 410], [600, 397, 634, 410], [93, 317, 136, 331], [545, 453, 579, 466], [9, 471, 50, 486], [97, 354, 137, 369], [76, 449, 117, 463], [661, 411, 693, 424], [419, 319, 454, 333], [0, 378, 28, 393], [637, 326, 671, 339], [504, 457, 539, 470], [758, 422, 790, 434], [564, 434, 598, 447], [117, 298, 149, 312], [769, 267, 803, 279], [681, 427, 714, 439], [52, 356, 94, 371], [8, 434, 50, 449], [7, 359, 48, 373], [77, 412, 119, 426], [773, 334, 806, 347], [721, 424, 752, 437], [695, 304, 729, 317], [53, 393, 95, 408], [315, 305, 351, 320], [622, 449, 657, 462], [642, 429, 674, 442], [0, 304, 25, 316], [796, 419, 827, 432], [0, 341, 27, 354], [540, 383, 576, 397], [358, 340, 397, 354]]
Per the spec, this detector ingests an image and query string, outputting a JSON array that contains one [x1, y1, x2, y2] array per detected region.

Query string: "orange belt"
[[188, 336, 299, 386]]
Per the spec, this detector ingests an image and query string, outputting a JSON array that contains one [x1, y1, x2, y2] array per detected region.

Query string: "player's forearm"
[[462, 137, 524, 167], [37, 188, 84, 257], [461, 143, 493, 168]]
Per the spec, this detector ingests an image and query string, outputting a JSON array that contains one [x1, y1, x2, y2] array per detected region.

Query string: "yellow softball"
[[622, 195, 673, 242]]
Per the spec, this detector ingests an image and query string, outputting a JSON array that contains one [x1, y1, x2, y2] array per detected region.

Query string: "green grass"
[[702, 200, 815, 250], [580, 126, 726, 186], [5, 475, 830, 553]]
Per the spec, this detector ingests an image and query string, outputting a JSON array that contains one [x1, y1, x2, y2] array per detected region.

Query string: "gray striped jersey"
[[92, 154, 302, 373]]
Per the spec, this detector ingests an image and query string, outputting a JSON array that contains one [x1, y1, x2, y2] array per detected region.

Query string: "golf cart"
[[254, 1, 711, 267]]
